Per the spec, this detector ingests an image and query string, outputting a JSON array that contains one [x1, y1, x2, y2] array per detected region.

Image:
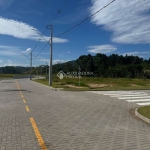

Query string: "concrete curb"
[[135, 107, 150, 124], [31, 80, 63, 91]]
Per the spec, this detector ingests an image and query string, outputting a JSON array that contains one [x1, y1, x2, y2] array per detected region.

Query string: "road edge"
[[135, 107, 150, 124], [31, 80, 63, 91]]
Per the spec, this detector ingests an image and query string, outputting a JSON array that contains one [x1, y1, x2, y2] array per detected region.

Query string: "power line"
[[31, 0, 115, 59], [31, 35, 46, 52], [21, 52, 30, 60], [33, 55, 49, 65], [31, 0, 69, 54], [49, 0, 69, 24], [31, 39, 41, 52], [56, 0, 115, 37], [30, 0, 69, 60], [32, 29, 49, 44], [31, 28, 48, 52], [32, 0, 68, 55], [21, 52, 39, 64], [34, 42, 49, 57], [31, 28, 51, 57]]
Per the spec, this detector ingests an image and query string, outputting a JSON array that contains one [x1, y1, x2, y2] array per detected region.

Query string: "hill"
[[53, 53, 150, 78]]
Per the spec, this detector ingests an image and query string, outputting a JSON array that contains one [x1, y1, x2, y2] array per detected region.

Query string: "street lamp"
[[30, 50, 32, 80], [47, 25, 53, 85], [32, 27, 53, 85], [31, 29, 48, 44], [46, 62, 48, 76], [79, 66, 81, 87]]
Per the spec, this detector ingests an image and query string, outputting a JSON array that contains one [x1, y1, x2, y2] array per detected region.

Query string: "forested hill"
[[0, 66, 30, 74], [1, 54, 150, 78], [53, 53, 150, 78]]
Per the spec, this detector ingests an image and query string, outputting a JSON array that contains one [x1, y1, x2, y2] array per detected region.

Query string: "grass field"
[[138, 106, 150, 119], [0, 74, 14, 78], [0, 74, 30, 79], [1, 73, 150, 90], [33, 75, 150, 91]]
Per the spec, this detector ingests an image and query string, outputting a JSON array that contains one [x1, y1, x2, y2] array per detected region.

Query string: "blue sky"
[[0, 0, 150, 67]]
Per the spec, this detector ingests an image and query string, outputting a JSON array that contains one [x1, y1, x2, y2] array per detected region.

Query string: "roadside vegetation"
[[33, 76, 150, 91], [0, 74, 14, 78], [138, 106, 150, 119], [0, 74, 30, 79]]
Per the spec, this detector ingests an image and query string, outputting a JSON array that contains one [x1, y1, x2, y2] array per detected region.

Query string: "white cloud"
[[37, 58, 69, 64], [53, 59, 69, 64], [0, 45, 22, 56], [0, 17, 68, 43], [0, 45, 31, 62], [90, 0, 150, 44], [67, 51, 71, 54], [39, 59, 49, 63], [22, 48, 32, 53], [52, 37, 68, 43], [4, 60, 15, 66], [0, 59, 3, 63], [88, 45, 117, 53], [4, 63, 28, 67]]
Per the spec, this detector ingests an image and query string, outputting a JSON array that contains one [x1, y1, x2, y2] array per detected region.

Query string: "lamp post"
[[46, 62, 48, 76], [32, 27, 53, 85], [30, 50, 32, 80], [79, 66, 81, 87], [47, 25, 53, 85]]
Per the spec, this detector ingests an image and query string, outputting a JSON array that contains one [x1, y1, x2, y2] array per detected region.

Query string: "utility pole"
[[47, 25, 53, 85], [79, 66, 81, 87], [46, 62, 48, 76], [41, 65, 42, 76], [30, 51, 32, 80], [32, 27, 53, 85]]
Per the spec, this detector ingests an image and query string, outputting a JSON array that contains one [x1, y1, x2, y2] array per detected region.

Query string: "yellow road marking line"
[[23, 99, 26, 103], [30, 118, 48, 150], [16, 80, 47, 150], [16, 81, 24, 99], [25, 106, 30, 112], [15, 80, 21, 91]]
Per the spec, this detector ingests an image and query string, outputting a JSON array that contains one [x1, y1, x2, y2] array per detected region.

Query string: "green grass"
[[0, 74, 14, 78], [33, 75, 150, 91], [138, 106, 150, 119], [33, 79, 49, 86], [0, 74, 30, 79]]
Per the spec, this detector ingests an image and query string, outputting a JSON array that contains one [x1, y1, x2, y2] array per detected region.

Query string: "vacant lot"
[[34, 76, 150, 90]]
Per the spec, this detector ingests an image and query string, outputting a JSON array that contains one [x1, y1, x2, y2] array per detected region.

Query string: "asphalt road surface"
[[0, 79, 150, 150]]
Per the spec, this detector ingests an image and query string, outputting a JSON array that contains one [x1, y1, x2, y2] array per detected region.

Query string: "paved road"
[[0, 79, 150, 150]]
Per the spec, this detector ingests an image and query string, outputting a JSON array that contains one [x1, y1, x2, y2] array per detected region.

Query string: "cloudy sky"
[[0, 0, 150, 67]]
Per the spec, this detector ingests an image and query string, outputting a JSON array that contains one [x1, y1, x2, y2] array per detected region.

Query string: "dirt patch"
[[66, 84, 84, 88], [130, 84, 139, 86], [88, 83, 116, 88]]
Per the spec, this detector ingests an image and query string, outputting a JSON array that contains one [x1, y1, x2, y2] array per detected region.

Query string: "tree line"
[[53, 54, 150, 78], [1, 53, 150, 78], [0, 66, 30, 74]]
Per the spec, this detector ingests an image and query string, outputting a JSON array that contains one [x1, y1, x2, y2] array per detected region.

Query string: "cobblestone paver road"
[[0, 79, 150, 150]]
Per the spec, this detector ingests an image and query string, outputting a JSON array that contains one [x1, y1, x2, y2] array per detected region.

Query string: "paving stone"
[[1, 79, 150, 149]]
